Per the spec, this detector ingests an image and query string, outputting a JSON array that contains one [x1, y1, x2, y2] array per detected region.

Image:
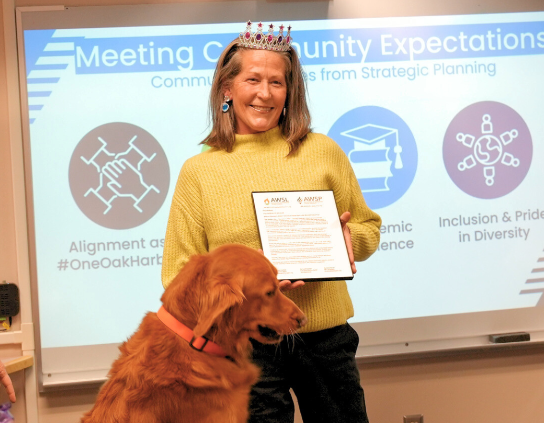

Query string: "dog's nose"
[[297, 315, 308, 328]]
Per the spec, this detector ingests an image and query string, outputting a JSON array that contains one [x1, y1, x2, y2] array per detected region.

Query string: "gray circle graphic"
[[69, 122, 170, 229]]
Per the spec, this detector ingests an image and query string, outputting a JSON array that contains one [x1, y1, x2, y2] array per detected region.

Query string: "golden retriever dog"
[[81, 244, 306, 423]]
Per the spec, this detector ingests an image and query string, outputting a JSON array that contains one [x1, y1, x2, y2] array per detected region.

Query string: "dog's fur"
[[81, 244, 306, 423]]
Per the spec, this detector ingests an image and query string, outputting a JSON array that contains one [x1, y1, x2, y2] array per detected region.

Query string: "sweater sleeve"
[[161, 158, 209, 288], [326, 136, 382, 262], [345, 170, 382, 262]]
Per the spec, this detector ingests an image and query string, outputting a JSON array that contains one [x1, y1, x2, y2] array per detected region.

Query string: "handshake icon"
[[81, 135, 160, 215]]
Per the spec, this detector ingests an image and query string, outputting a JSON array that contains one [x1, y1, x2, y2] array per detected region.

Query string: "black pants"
[[248, 324, 369, 423]]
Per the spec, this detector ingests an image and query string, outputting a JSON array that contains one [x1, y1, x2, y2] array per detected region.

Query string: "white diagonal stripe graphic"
[[44, 42, 75, 51], [36, 56, 74, 65], [28, 70, 64, 78]]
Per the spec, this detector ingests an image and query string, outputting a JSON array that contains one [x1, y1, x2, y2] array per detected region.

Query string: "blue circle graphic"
[[328, 106, 418, 209]]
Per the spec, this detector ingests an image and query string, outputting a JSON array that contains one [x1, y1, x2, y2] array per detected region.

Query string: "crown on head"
[[239, 20, 293, 52]]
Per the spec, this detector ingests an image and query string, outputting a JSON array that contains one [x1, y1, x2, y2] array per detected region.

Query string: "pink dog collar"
[[157, 306, 230, 358]]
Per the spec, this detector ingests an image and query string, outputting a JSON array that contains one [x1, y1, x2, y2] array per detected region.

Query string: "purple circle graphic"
[[443, 101, 532, 199]]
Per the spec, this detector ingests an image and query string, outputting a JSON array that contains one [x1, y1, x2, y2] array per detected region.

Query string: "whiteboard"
[[15, 1, 544, 390]]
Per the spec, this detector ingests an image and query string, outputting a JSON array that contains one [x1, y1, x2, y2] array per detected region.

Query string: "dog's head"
[[161, 244, 306, 355]]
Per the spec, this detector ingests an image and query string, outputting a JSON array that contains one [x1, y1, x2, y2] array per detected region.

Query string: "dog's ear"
[[193, 277, 245, 338], [161, 254, 209, 318]]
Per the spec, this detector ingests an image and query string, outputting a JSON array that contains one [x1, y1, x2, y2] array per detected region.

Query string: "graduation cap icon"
[[341, 124, 403, 169], [340, 124, 402, 192]]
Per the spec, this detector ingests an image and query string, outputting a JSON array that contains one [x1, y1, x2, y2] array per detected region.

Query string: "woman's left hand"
[[340, 211, 357, 274]]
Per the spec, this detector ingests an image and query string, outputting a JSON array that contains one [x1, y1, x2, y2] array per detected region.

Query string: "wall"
[[0, 1, 28, 420], [362, 347, 544, 423], [1, 1, 543, 422]]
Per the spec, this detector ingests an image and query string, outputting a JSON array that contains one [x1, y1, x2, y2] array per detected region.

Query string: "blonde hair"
[[202, 39, 311, 155]]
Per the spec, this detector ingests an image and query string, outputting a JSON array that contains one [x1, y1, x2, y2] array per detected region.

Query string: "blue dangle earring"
[[222, 95, 230, 113]]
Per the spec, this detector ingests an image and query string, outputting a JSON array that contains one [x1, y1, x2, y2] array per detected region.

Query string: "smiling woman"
[[201, 35, 311, 154], [161, 21, 382, 423], [224, 49, 287, 135]]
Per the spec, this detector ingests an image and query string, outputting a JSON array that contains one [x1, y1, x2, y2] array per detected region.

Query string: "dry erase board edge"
[[41, 370, 107, 391], [355, 329, 544, 363], [39, 343, 120, 391]]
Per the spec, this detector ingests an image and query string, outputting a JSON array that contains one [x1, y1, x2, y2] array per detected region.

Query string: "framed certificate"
[[252, 190, 354, 282]]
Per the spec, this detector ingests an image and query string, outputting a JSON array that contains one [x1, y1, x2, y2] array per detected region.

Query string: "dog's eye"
[[266, 290, 276, 297]]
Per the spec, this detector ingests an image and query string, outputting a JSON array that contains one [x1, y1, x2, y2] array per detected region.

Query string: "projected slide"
[[24, 13, 544, 351]]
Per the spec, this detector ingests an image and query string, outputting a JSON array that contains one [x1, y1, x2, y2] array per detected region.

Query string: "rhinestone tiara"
[[238, 20, 293, 52]]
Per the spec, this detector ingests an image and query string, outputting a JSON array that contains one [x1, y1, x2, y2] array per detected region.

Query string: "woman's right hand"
[[278, 280, 305, 292], [257, 249, 305, 292]]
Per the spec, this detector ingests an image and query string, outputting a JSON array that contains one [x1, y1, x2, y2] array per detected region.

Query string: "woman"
[[162, 22, 381, 423]]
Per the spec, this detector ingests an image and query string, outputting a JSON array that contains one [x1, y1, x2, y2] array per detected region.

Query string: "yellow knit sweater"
[[161, 126, 381, 333]]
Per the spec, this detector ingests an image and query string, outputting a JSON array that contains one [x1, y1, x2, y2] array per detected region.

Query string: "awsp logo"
[[328, 106, 418, 209], [69, 122, 170, 229]]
